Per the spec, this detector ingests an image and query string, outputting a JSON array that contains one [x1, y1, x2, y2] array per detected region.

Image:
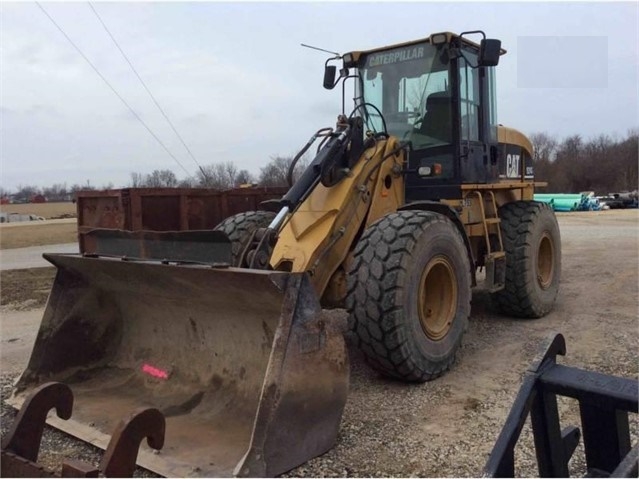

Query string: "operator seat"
[[418, 92, 453, 144]]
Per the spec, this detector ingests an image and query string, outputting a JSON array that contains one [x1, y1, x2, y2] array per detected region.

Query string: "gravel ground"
[[1, 210, 637, 477]]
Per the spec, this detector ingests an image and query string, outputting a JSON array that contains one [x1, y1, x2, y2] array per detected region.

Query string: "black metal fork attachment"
[[484, 333, 638, 478]]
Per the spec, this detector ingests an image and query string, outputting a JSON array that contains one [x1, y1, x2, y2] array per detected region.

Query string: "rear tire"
[[491, 201, 561, 318], [215, 211, 275, 266], [346, 211, 471, 382]]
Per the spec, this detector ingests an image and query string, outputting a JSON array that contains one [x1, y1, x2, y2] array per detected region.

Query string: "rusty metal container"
[[76, 187, 287, 254]]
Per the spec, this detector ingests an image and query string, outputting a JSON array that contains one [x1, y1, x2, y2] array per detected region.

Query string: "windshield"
[[358, 42, 452, 150]]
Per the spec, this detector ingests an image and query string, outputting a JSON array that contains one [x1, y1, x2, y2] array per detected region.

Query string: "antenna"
[[301, 43, 340, 57]]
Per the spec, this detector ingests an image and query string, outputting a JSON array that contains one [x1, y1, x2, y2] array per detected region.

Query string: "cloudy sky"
[[1, 1, 637, 191]]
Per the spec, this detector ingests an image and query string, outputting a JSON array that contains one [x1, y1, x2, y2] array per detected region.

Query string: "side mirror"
[[479, 39, 501, 66], [323, 65, 337, 90]]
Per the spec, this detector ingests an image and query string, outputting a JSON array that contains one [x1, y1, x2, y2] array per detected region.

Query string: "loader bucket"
[[10, 253, 349, 477]]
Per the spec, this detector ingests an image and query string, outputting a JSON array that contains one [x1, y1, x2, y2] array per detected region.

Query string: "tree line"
[[128, 155, 308, 189], [531, 130, 638, 194], [3, 130, 637, 202], [2, 155, 308, 202], [0, 182, 108, 203]]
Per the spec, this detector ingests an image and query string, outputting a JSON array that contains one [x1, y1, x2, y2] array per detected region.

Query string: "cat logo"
[[506, 154, 520, 178]]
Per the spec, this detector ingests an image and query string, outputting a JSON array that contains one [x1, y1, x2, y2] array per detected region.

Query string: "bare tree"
[[146, 169, 178, 188], [530, 132, 558, 164], [615, 130, 639, 191], [225, 162, 238, 187], [14, 184, 41, 203], [196, 164, 225, 189], [43, 183, 69, 201], [196, 161, 239, 189], [178, 177, 197, 188], [130, 172, 145, 187], [236, 169, 254, 185], [69, 183, 94, 202], [553, 135, 584, 192], [258, 155, 308, 187], [529, 132, 558, 190]]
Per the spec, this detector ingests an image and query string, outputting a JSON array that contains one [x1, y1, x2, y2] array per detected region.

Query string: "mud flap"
[[10, 254, 349, 477]]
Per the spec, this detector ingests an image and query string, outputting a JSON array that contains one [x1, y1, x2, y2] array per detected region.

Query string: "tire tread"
[[347, 211, 471, 382], [215, 211, 276, 265], [492, 201, 560, 318]]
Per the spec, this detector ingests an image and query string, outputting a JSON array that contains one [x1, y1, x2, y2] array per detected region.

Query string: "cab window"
[[459, 53, 480, 142]]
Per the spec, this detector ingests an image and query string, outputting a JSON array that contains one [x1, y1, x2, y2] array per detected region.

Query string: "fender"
[[398, 201, 477, 287]]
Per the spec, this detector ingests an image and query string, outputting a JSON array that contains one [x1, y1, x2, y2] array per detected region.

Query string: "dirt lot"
[[0, 268, 57, 308], [0, 209, 637, 477], [0, 201, 76, 219]]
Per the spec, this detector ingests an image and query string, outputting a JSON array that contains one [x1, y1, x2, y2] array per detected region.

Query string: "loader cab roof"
[[341, 32, 507, 68]]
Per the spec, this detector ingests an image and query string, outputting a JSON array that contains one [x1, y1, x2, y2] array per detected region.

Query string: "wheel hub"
[[537, 232, 554, 289], [418, 255, 457, 341]]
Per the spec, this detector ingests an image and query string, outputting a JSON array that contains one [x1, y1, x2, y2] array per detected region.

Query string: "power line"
[[87, 2, 206, 176], [35, 1, 191, 177]]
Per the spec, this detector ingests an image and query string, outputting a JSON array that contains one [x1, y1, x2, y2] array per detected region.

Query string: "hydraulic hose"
[[281, 124, 352, 210], [287, 128, 334, 187]]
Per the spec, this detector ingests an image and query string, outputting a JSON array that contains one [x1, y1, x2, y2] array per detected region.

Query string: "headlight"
[[418, 163, 443, 177], [430, 33, 448, 45], [418, 166, 432, 176]]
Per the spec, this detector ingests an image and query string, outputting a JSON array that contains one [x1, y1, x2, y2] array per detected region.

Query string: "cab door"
[[458, 52, 487, 183]]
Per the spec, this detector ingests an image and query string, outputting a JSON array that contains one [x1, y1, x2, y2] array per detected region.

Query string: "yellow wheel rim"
[[418, 255, 457, 341], [537, 232, 554, 289]]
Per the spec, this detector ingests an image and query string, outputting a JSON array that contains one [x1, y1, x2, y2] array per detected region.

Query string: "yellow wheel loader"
[[11, 31, 561, 477]]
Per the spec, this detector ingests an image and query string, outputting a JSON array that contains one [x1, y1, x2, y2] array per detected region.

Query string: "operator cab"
[[326, 31, 504, 200]]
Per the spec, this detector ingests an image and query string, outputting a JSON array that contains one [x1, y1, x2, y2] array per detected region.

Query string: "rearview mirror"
[[323, 65, 337, 89], [479, 39, 501, 66]]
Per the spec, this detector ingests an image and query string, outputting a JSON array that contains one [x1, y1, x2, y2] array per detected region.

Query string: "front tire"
[[491, 201, 561, 318], [214, 211, 275, 266], [346, 211, 471, 382]]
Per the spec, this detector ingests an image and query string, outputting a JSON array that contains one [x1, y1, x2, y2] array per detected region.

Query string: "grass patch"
[[0, 222, 77, 249]]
